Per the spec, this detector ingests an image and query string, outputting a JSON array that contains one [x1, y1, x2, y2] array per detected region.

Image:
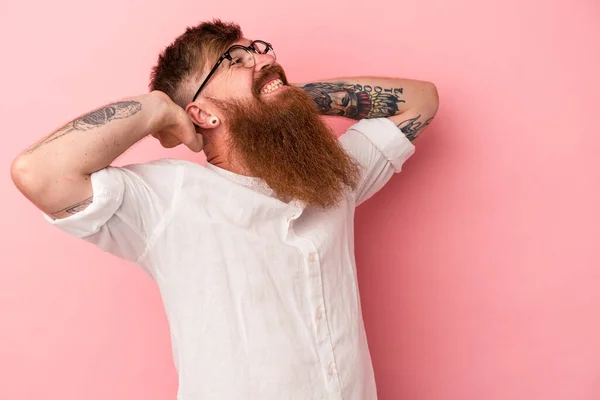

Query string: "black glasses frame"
[[191, 40, 274, 103]]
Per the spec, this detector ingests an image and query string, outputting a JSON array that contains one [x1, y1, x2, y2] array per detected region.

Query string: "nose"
[[253, 52, 275, 72]]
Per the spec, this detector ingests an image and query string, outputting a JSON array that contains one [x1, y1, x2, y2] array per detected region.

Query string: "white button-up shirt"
[[44, 118, 415, 400]]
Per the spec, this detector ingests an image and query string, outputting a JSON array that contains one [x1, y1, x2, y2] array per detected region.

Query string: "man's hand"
[[151, 91, 204, 152]]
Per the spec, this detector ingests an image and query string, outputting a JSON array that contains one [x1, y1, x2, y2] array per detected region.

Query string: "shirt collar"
[[204, 161, 264, 190], [204, 162, 306, 212]]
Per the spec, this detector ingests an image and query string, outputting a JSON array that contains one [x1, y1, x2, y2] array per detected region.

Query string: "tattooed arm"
[[296, 77, 439, 141], [11, 91, 201, 219]]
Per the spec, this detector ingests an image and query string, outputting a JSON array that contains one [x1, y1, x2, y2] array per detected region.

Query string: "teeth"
[[260, 79, 284, 94]]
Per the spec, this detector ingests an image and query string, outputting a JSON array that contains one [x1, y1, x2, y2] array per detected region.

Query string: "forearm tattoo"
[[25, 101, 142, 154], [300, 82, 405, 119], [397, 115, 434, 142]]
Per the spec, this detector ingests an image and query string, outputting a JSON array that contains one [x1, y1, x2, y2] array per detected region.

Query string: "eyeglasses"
[[191, 40, 276, 103]]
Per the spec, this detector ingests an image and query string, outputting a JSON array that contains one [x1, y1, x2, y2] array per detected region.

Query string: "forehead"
[[201, 37, 251, 71], [196, 37, 254, 85], [232, 37, 252, 47]]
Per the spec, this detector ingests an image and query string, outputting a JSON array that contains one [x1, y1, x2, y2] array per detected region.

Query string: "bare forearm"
[[11, 92, 163, 216], [296, 76, 439, 141], [18, 93, 161, 174]]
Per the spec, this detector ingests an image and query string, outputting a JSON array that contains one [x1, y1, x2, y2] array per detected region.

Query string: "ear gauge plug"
[[209, 116, 219, 125]]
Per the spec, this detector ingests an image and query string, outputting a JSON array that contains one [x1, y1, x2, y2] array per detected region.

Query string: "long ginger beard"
[[213, 67, 360, 209]]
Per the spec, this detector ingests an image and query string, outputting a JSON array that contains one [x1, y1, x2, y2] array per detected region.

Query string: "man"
[[11, 19, 438, 400]]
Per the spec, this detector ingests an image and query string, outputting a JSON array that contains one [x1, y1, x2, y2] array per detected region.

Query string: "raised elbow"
[[426, 82, 439, 116], [11, 155, 47, 199]]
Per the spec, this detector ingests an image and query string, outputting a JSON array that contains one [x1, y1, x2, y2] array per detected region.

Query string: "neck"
[[204, 137, 250, 176]]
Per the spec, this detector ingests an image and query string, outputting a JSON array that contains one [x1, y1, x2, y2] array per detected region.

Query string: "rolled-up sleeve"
[[43, 168, 125, 238], [42, 160, 182, 266], [339, 118, 415, 206]]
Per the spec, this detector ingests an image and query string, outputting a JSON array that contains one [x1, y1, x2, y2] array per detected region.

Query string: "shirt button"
[[308, 252, 315, 263], [327, 364, 334, 376], [316, 308, 322, 321]]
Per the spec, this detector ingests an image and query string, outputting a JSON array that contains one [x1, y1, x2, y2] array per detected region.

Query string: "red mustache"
[[252, 64, 289, 96]]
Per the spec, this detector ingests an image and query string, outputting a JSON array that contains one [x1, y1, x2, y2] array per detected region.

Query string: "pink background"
[[2, 0, 599, 399]]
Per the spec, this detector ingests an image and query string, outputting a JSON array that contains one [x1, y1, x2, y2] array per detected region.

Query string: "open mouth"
[[260, 78, 285, 95]]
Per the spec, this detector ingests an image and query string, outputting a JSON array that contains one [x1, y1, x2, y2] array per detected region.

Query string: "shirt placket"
[[306, 248, 342, 393], [286, 213, 343, 397]]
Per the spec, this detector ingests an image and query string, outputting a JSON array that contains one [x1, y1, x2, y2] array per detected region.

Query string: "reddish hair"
[[149, 19, 242, 107]]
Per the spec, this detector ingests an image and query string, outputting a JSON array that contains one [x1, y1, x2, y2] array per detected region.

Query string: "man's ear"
[[185, 100, 222, 130]]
